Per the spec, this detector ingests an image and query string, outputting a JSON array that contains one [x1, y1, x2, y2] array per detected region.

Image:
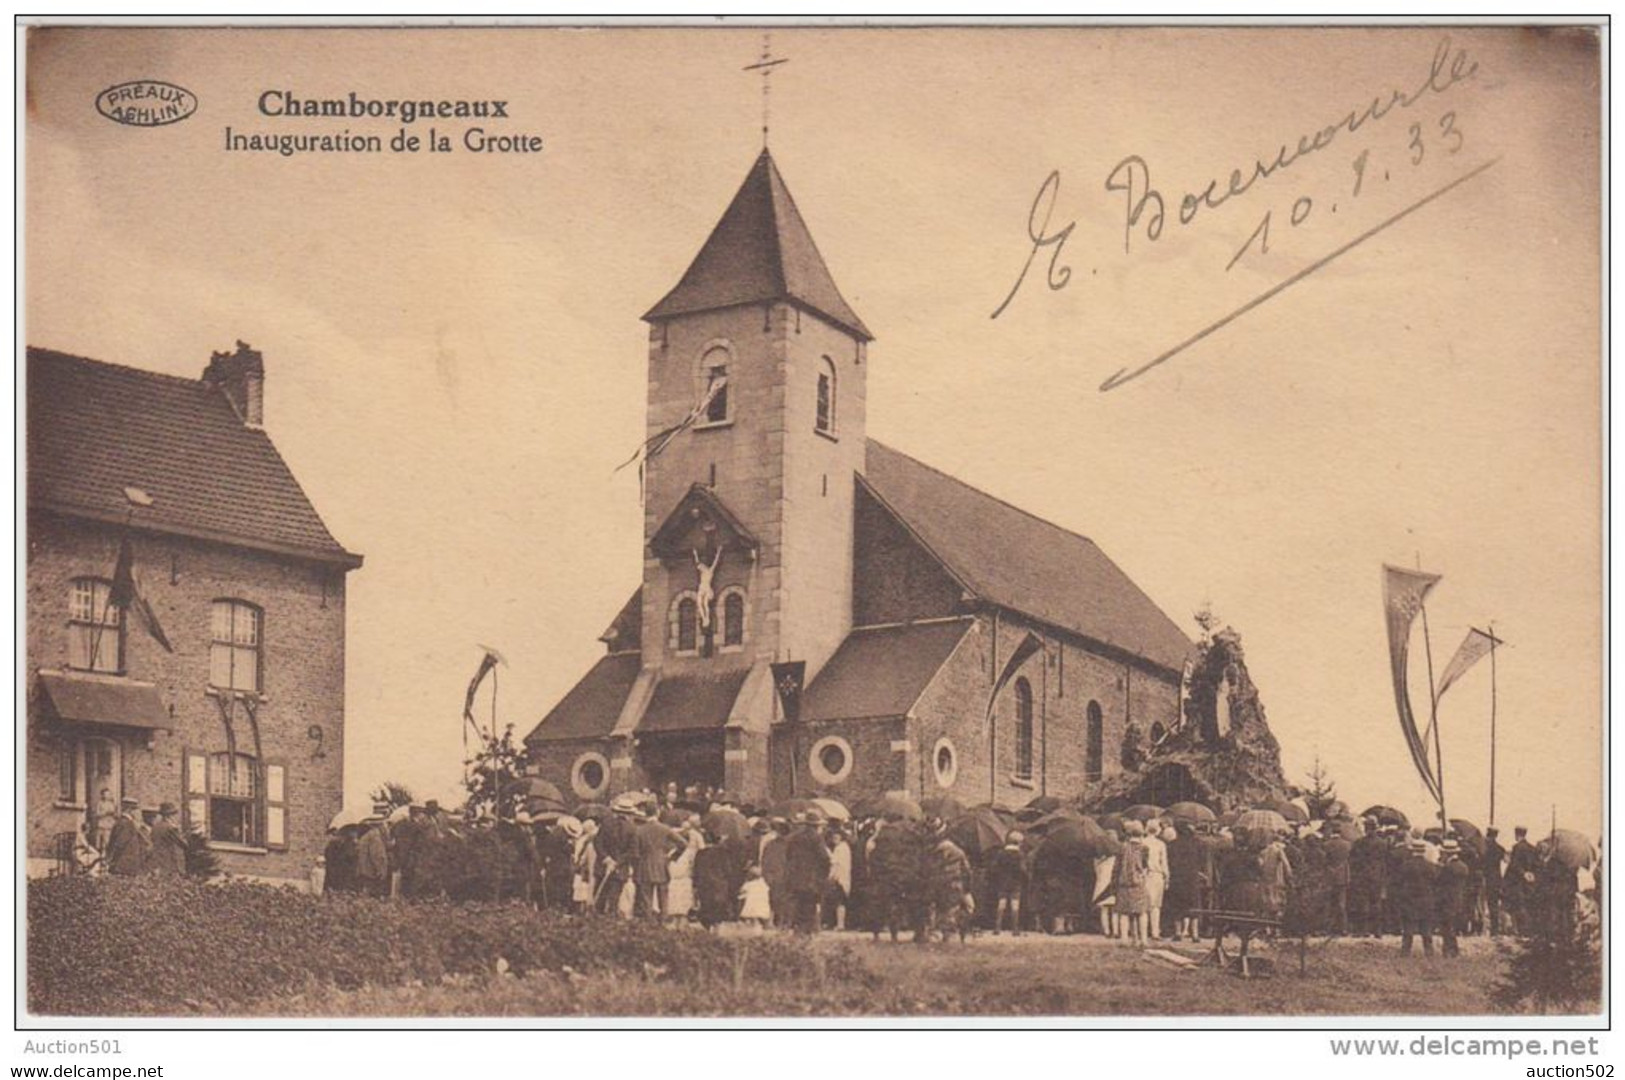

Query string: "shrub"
[[27, 875, 871, 1016]]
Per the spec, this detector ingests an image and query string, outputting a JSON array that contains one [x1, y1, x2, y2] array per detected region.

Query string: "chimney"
[[203, 341, 265, 427]]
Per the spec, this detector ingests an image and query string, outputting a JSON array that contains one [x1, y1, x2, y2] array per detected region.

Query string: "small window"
[[210, 600, 262, 693], [676, 597, 699, 654], [933, 737, 958, 788], [1086, 700, 1104, 781], [700, 346, 730, 425], [68, 578, 123, 673], [815, 357, 837, 434], [208, 752, 258, 845], [720, 588, 746, 649], [808, 735, 854, 785], [1014, 677, 1034, 780], [572, 752, 610, 799]]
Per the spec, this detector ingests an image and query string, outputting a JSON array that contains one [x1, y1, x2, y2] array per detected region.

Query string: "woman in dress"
[[1144, 823, 1171, 940], [664, 820, 703, 926], [570, 818, 598, 915], [1113, 820, 1151, 947]]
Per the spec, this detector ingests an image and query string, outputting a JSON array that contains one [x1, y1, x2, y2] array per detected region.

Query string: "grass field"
[[255, 931, 1524, 1019]]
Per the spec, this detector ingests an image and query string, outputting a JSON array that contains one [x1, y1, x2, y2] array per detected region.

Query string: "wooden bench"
[[1191, 908, 1282, 979]]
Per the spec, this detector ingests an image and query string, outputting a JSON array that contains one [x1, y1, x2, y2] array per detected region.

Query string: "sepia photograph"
[[15, 17, 1606, 1040]]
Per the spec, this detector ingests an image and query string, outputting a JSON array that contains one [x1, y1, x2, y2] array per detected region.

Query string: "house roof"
[[803, 619, 974, 722], [862, 440, 1193, 676], [526, 652, 642, 743], [598, 587, 643, 652], [643, 150, 872, 341], [638, 669, 749, 735], [27, 348, 360, 567]]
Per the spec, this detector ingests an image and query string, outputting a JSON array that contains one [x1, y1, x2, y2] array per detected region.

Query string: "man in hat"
[[148, 802, 187, 876], [1435, 837, 1470, 957], [630, 805, 680, 919], [760, 817, 790, 928], [1503, 825, 1539, 934], [356, 803, 393, 898], [1482, 826, 1507, 935], [105, 796, 148, 876], [1396, 837, 1437, 956], [783, 811, 831, 935]]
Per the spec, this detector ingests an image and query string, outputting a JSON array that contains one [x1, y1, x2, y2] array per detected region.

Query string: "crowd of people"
[[67, 791, 188, 878], [315, 783, 1602, 958]]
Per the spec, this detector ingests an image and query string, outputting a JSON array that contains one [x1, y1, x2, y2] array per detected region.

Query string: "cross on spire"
[[743, 32, 788, 148]]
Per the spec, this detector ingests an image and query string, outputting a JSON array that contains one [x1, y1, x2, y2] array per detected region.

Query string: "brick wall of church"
[[25, 513, 348, 884], [768, 715, 909, 803], [908, 611, 1181, 808]]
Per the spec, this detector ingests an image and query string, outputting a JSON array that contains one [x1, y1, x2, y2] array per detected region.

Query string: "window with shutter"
[[265, 761, 287, 850], [184, 749, 209, 837]]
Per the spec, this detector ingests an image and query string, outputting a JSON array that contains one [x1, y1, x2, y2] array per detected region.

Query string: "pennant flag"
[[615, 375, 729, 474], [108, 536, 173, 652], [1382, 564, 1441, 803], [1435, 626, 1501, 702], [771, 660, 807, 724], [985, 631, 1044, 731], [462, 646, 506, 737]]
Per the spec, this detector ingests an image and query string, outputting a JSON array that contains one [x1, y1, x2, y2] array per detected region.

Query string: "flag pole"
[[1420, 591, 1446, 830], [1488, 623, 1499, 827]]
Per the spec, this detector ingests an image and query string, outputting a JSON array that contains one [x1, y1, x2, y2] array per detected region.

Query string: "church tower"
[[632, 149, 870, 797]]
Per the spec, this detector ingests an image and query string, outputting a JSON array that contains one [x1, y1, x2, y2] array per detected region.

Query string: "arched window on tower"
[[675, 596, 699, 654], [1014, 677, 1034, 780], [815, 356, 837, 435], [700, 346, 730, 425], [1086, 700, 1104, 781], [721, 589, 746, 649]]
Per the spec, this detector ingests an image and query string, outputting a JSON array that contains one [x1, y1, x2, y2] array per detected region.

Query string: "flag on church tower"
[[1382, 564, 1442, 803], [615, 375, 729, 474]]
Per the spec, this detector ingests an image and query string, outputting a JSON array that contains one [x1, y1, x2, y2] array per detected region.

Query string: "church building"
[[525, 150, 1193, 809]]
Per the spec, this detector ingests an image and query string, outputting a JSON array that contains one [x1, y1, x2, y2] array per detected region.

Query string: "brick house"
[[525, 150, 1192, 809], [25, 344, 361, 884]]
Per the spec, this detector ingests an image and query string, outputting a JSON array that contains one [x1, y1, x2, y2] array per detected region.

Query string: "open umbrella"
[[1166, 801, 1216, 824], [1028, 807, 1086, 833], [854, 793, 923, 821], [328, 802, 375, 830], [573, 802, 612, 822], [1122, 804, 1164, 822], [1448, 818, 1485, 855], [947, 808, 1012, 856], [1267, 799, 1309, 824], [1024, 794, 1065, 815], [1236, 809, 1289, 836], [1096, 812, 1125, 835], [808, 797, 851, 822], [972, 801, 1020, 819], [502, 777, 565, 804], [701, 807, 749, 843], [1361, 805, 1410, 829], [1033, 818, 1118, 869], [921, 795, 966, 821], [1542, 829, 1596, 870]]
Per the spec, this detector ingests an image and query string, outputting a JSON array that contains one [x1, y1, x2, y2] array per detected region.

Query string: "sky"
[[24, 25, 1602, 834]]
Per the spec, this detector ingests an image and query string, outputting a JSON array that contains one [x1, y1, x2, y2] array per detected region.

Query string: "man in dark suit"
[[629, 811, 679, 919], [1396, 837, 1437, 957], [1504, 826, 1540, 934], [1435, 838, 1470, 957], [148, 802, 187, 876], [783, 812, 831, 935], [104, 797, 147, 876], [1482, 827, 1507, 935]]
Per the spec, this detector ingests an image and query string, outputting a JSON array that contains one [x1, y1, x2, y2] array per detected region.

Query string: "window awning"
[[36, 669, 171, 731]]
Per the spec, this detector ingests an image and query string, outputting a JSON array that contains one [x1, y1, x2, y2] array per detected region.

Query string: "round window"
[[808, 735, 854, 785], [932, 736, 958, 788], [570, 752, 610, 799]]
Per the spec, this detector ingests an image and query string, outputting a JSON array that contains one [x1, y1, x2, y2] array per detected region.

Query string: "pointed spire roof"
[[644, 150, 871, 341]]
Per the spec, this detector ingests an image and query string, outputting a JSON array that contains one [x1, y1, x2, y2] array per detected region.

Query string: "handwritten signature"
[[990, 36, 1483, 390]]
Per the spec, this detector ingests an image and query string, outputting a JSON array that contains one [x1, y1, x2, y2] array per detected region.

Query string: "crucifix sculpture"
[[693, 545, 723, 631]]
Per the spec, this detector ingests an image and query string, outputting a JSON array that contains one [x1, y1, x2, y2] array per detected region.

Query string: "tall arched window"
[[210, 600, 262, 693], [1086, 700, 1104, 781], [721, 588, 746, 649], [1014, 677, 1034, 780], [700, 346, 730, 425], [815, 356, 837, 434], [68, 577, 123, 673], [676, 596, 699, 654]]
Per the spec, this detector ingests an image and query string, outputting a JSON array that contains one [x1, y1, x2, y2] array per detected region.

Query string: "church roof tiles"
[[643, 150, 871, 341]]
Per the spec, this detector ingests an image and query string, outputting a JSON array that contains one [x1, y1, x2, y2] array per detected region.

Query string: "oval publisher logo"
[[95, 81, 197, 127]]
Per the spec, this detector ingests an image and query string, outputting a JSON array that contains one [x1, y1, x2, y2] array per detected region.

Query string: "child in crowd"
[[737, 864, 772, 931]]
